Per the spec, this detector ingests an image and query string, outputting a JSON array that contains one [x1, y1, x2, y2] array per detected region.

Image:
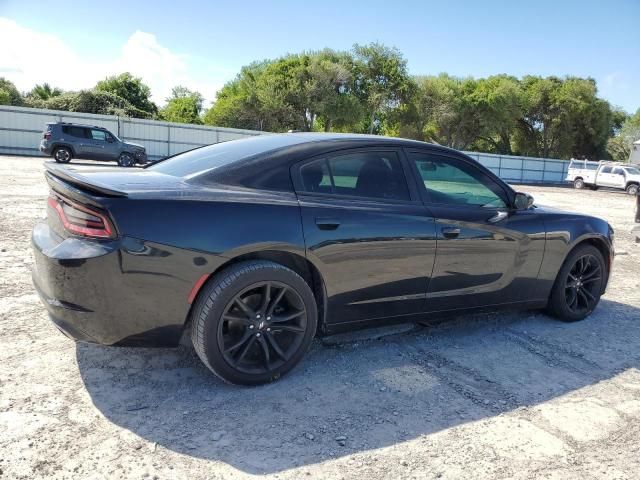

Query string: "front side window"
[[300, 151, 410, 201], [91, 129, 107, 141], [612, 168, 624, 175], [409, 152, 507, 208]]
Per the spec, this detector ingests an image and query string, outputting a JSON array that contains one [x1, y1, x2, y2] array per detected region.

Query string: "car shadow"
[[76, 299, 640, 474]]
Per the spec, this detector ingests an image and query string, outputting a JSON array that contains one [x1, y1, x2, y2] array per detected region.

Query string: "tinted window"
[[612, 168, 624, 175], [300, 151, 410, 201], [91, 129, 107, 141], [409, 152, 506, 208], [601, 166, 612, 173], [150, 138, 294, 178], [62, 126, 88, 138]]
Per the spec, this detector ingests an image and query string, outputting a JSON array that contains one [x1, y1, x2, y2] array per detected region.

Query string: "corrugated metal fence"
[[0, 105, 570, 184], [0, 105, 263, 161]]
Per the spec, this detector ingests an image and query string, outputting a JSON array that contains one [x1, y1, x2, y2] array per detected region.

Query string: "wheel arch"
[[565, 235, 612, 294], [184, 249, 328, 336]]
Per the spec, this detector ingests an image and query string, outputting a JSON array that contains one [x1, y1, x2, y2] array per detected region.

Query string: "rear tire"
[[627, 184, 639, 196], [53, 147, 72, 163], [190, 260, 317, 385], [573, 178, 585, 189], [546, 244, 606, 322]]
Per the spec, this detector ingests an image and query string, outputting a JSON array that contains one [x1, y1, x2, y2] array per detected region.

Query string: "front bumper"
[[31, 221, 198, 346]]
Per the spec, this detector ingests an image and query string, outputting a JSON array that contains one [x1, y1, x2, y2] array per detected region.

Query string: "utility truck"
[[566, 159, 640, 195]]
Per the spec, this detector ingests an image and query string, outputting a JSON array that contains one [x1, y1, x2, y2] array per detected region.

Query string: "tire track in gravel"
[[500, 329, 602, 376], [404, 344, 520, 411]]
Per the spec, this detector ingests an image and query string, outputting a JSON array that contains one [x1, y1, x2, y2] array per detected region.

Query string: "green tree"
[[0, 77, 23, 106], [43, 90, 152, 118], [515, 76, 616, 159], [95, 73, 157, 115], [29, 83, 63, 101], [608, 109, 640, 161], [160, 86, 204, 124], [204, 62, 279, 130], [352, 43, 413, 134]]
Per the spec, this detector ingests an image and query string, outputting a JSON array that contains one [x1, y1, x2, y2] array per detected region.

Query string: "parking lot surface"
[[1, 155, 639, 479]]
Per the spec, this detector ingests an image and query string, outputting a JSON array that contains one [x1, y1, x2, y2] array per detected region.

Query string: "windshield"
[[624, 167, 640, 175]]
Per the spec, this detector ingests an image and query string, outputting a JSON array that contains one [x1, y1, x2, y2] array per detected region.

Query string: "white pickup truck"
[[566, 160, 640, 195]]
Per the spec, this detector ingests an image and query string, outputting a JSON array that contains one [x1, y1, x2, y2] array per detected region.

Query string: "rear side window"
[[62, 126, 89, 138], [601, 166, 612, 173], [300, 151, 410, 201]]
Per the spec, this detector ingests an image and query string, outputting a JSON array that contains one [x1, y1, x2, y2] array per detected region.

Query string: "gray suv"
[[40, 122, 148, 167]]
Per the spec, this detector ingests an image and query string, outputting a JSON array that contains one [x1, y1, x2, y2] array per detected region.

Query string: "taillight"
[[47, 194, 116, 239], [43, 132, 51, 140]]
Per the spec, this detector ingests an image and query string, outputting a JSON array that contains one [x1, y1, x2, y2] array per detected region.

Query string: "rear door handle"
[[315, 218, 341, 230], [441, 227, 460, 239]]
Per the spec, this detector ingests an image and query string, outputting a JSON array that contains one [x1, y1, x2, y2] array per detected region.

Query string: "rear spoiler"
[[44, 163, 128, 199]]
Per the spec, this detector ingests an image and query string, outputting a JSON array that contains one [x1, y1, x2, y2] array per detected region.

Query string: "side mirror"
[[106, 137, 115, 143], [514, 192, 534, 210]]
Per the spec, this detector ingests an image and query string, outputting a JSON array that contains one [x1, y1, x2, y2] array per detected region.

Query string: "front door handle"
[[315, 218, 341, 230], [488, 211, 508, 223], [441, 227, 460, 239]]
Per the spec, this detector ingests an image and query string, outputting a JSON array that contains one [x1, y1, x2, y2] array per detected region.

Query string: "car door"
[[405, 150, 547, 312], [611, 168, 626, 188], [597, 166, 614, 186], [84, 129, 109, 160], [103, 131, 120, 160], [293, 148, 437, 324]]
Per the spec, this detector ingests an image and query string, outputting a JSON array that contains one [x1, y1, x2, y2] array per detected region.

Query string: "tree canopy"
[[95, 73, 157, 116], [2, 43, 638, 161]]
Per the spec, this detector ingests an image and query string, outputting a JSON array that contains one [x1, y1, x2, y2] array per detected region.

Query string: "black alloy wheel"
[[547, 244, 605, 322], [191, 260, 317, 385], [563, 254, 602, 315], [218, 281, 308, 374]]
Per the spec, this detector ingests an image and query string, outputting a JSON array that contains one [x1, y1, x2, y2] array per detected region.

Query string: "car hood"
[[123, 141, 145, 151]]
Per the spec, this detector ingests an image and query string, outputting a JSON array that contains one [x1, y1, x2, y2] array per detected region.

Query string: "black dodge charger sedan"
[[32, 133, 614, 385]]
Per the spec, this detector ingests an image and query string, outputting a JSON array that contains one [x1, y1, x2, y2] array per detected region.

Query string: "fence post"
[[167, 125, 171, 156]]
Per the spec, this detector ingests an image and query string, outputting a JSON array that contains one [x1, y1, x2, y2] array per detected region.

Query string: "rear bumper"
[[31, 221, 202, 347], [39, 141, 52, 155]]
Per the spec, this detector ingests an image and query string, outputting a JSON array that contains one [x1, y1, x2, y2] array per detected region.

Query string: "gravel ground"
[[1, 155, 639, 480]]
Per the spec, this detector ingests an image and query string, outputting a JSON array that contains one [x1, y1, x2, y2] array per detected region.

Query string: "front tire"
[[627, 184, 639, 196], [190, 261, 317, 385], [118, 152, 135, 167], [53, 147, 72, 163], [573, 178, 585, 189], [546, 244, 606, 322]]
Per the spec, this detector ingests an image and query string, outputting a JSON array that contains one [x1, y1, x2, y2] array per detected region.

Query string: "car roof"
[[48, 122, 108, 130]]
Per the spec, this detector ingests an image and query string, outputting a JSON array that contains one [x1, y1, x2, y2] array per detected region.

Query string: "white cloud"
[[0, 18, 225, 107]]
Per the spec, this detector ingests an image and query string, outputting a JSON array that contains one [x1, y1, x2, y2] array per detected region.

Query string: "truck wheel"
[[626, 184, 639, 196], [573, 178, 584, 189]]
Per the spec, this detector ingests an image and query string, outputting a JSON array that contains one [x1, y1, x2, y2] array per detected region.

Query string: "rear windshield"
[[149, 136, 282, 178]]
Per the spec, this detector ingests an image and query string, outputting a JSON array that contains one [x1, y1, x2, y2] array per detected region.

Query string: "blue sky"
[[1, 0, 639, 112]]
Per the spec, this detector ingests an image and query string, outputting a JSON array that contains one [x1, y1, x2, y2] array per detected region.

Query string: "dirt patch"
[[1, 156, 639, 479]]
